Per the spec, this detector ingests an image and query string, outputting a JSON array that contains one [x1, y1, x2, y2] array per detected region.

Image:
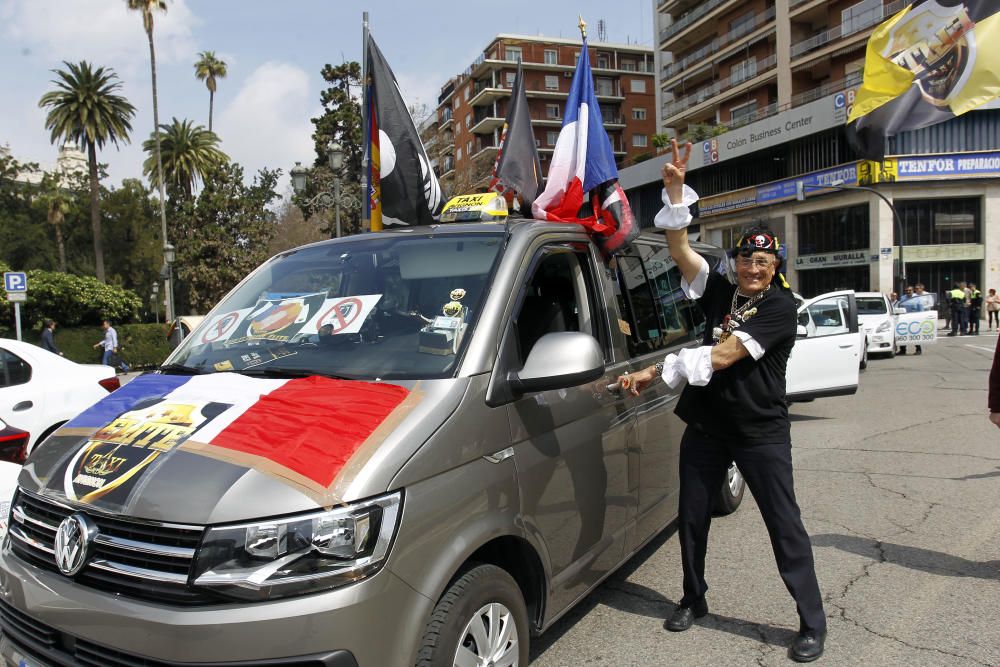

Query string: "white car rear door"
[[0, 345, 47, 446], [786, 290, 861, 402]]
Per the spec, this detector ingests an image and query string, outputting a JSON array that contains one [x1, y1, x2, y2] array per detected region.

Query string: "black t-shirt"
[[675, 272, 797, 444]]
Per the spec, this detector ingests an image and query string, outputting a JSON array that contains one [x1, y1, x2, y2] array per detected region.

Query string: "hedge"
[[6, 323, 173, 370]]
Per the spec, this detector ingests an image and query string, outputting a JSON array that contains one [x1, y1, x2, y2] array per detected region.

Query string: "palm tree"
[[142, 118, 229, 199], [39, 61, 135, 282], [126, 0, 171, 309], [194, 51, 227, 133], [46, 194, 70, 273]]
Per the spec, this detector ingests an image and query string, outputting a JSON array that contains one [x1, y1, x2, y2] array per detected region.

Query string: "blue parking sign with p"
[[4, 272, 27, 292]]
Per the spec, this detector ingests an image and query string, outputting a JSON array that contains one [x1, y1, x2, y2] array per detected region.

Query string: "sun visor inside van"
[[398, 240, 498, 279]]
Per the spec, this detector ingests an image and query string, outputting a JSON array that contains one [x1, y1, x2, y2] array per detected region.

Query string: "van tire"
[[714, 464, 745, 515], [859, 341, 868, 370], [416, 563, 529, 667]]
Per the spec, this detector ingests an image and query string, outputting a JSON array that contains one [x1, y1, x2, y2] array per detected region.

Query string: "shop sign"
[[757, 163, 861, 205], [794, 250, 870, 270], [698, 187, 757, 217], [895, 244, 984, 262]]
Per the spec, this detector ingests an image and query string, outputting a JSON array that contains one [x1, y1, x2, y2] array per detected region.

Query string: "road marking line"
[[964, 344, 995, 352]]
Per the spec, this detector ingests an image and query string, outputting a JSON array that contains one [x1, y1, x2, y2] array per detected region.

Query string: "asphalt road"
[[530, 332, 1000, 666]]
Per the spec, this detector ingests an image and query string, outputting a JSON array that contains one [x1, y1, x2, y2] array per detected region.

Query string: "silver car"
[[0, 223, 744, 666]]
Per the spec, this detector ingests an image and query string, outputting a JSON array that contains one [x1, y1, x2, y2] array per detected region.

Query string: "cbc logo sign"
[[896, 320, 935, 336]]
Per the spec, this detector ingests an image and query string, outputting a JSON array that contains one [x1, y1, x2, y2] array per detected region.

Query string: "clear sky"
[[0, 0, 653, 196]]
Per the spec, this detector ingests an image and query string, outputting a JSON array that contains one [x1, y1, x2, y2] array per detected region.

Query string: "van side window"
[[514, 246, 602, 365], [614, 244, 720, 356], [0, 349, 31, 388]]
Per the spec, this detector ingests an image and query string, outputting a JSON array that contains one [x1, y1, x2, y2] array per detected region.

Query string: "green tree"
[[38, 61, 135, 282], [101, 178, 162, 296], [44, 191, 71, 272], [194, 51, 227, 133], [142, 118, 229, 200], [307, 61, 363, 235], [169, 163, 280, 312]]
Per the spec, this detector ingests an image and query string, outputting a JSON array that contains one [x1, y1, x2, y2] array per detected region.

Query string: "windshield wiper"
[[158, 363, 207, 375], [237, 367, 359, 381]]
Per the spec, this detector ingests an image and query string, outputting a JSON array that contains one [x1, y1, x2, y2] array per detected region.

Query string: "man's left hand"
[[618, 365, 658, 396]]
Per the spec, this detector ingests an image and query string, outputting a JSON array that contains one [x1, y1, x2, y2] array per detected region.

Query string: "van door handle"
[[13, 401, 32, 411], [838, 343, 853, 348]]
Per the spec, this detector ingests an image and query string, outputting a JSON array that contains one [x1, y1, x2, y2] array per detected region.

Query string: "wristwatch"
[[654, 360, 664, 376]]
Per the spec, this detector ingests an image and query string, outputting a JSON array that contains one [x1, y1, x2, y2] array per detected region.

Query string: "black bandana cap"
[[733, 230, 780, 257]]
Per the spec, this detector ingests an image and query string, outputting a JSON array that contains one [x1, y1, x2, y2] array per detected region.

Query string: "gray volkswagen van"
[[0, 221, 743, 666]]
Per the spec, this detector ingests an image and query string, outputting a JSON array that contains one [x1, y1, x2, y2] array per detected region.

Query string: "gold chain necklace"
[[730, 284, 770, 318], [715, 285, 771, 344]]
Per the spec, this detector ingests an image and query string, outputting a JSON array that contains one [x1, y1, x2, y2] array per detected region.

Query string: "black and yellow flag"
[[847, 0, 1000, 159]]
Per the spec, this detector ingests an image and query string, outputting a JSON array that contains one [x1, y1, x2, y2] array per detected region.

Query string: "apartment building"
[[622, 0, 1000, 299], [432, 34, 656, 192]]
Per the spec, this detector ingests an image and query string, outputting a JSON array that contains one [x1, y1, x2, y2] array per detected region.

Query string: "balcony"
[[662, 6, 776, 82], [471, 108, 504, 135], [662, 53, 778, 121], [659, 0, 733, 44], [727, 102, 780, 130], [790, 72, 864, 107], [790, 0, 907, 60]]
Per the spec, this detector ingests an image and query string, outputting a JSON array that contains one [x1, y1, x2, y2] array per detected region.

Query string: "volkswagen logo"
[[54, 513, 96, 576]]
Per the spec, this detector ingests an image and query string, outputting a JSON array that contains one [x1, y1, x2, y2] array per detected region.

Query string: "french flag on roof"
[[531, 33, 637, 254]]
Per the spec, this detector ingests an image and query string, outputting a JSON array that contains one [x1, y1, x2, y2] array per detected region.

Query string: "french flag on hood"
[[531, 35, 638, 254]]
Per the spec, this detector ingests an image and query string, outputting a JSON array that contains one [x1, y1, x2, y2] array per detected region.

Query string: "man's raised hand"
[[662, 138, 692, 205]]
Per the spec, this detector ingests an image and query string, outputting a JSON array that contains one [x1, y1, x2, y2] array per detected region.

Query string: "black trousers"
[[677, 426, 826, 633]]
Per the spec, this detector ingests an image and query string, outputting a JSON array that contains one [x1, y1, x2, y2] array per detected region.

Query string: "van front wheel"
[[416, 563, 529, 667], [714, 463, 745, 515]]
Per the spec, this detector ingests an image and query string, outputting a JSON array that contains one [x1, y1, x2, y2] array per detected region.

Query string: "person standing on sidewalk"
[[40, 320, 64, 356], [948, 284, 968, 336], [619, 139, 827, 663], [985, 288, 1000, 331], [92, 319, 129, 372], [968, 283, 982, 335]]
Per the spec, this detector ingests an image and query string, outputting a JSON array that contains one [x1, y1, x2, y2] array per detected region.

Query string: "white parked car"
[[0, 339, 120, 499], [856, 291, 900, 358], [787, 290, 863, 402]]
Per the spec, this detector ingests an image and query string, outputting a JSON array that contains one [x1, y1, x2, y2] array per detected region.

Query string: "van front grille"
[[7, 489, 217, 606]]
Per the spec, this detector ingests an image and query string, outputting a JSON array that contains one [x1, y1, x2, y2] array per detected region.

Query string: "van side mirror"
[[796, 325, 808, 338], [508, 332, 605, 395]]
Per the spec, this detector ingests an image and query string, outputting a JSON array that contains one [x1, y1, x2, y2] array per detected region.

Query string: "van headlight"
[[192, 491, 401, 600], [876, 321, 891, 333]]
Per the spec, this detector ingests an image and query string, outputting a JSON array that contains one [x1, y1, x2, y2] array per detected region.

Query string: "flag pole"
[[361, 11, 370, 233], [578, 15, 587, 39]]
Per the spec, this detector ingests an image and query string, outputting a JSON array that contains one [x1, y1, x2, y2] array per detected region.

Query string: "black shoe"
[[790, 629, 827, 662], [947, 332, 957, 337], [665, 599, 708, 632]]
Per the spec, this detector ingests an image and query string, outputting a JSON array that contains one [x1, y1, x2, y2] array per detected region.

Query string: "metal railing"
[[790, 0, 907, 59], [662, 6, 776, 81], [790, 72, 864, 107], [727, 101, 780, 130], [659, 0, 732, 43], [662, 53, 778, 120]]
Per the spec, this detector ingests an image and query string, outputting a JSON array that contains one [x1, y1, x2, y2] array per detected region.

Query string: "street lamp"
[[290, 141, 358, 239], [151, 281, 160, 324], [796, 179, 906, 296], [164, 243, 176, 323]]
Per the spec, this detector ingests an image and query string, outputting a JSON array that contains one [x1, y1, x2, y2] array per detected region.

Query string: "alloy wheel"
[[454, 602, 519, 667]]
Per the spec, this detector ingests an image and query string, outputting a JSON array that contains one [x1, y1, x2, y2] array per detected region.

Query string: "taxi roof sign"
[[439, 193, 508, 223]]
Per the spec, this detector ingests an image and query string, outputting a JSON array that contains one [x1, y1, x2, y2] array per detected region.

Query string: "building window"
[[544, 49, 558, 65], [896, 197, 981, 245], [629, 79, 646, 94], [467, 140, 473, 155], [632, 107, 647, 120], [546, 104, 560, 119], [505, 46, 522, 62], [621, 60, 636, 72], [632, 134, 648, 148], [454, 97, 460, 110], [574, 52, 581, 65], [596, 77, 615, 96], [798, 204, 869, 255], [457, 147, 462, 160], [465, 115, 472, 128], [547, 131, 559, 146], [842, 0, 883, 35], [730, 100, 757, 124], [464, 87, 471, 101], [730, 57, 758, 85], [597, 54, 610, 68], [505, 71, 516, 87], [544, 75, 559, 90]]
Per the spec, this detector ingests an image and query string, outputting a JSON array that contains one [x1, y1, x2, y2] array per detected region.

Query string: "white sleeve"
[[653, 185, 699, 230], [680, 256, 710, 299], [660, 347, 714, 388], [732, 330, 765, 361]]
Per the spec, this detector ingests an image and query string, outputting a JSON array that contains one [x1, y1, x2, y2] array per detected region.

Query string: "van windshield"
[[169, 233, 504, 380]]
